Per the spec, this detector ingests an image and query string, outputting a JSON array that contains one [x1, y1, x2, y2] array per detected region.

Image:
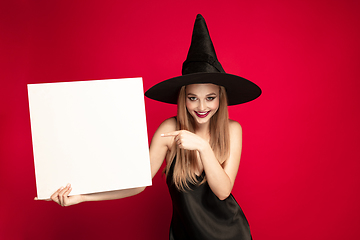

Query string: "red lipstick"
[[195, 111, 210, 118]]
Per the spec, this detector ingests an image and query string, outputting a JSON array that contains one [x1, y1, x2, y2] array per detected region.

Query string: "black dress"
[[167, 159, 252, 240]]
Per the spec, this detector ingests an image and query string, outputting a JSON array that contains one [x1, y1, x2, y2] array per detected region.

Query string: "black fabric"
[[167, 159, 252, 240], [145, 72, 261, 106], [182, 14, 225, 75]]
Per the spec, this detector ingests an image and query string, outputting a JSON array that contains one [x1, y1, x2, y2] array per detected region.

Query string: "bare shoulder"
[[228, 119, 242, 144], [228, 119, 242, 135], [151, 117, 177, 149], [157, 117, 177, 132]]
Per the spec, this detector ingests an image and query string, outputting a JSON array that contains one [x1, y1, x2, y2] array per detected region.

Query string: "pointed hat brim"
[[145, 14, 261, 106]]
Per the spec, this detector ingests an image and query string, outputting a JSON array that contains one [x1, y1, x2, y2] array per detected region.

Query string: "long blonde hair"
[[165, 85, 230, 191]]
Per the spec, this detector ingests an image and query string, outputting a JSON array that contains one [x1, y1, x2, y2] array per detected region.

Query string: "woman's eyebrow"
[[186, 92, 217, 96]]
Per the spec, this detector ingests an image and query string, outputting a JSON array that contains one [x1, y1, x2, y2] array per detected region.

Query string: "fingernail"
[[161, 134, 164, 136]]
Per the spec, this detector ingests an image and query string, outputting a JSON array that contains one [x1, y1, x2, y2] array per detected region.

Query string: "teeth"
[[197, 111, 208, 115]]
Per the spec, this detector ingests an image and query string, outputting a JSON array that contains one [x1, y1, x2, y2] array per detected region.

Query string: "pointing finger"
[[161, 131, 180, 137]]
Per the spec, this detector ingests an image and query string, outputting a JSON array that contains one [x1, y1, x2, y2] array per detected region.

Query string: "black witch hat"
[[145, 14, 261, 105]]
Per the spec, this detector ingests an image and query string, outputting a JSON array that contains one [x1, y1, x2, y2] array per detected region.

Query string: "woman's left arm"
[[198, 120, 242, 200]]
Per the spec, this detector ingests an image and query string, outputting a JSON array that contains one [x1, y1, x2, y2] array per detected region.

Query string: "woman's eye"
[[188, 97, 197, 101], [207, 97, 216, 101]]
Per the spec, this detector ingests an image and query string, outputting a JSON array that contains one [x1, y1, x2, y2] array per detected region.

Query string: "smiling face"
[[185, 83, 220, 126]]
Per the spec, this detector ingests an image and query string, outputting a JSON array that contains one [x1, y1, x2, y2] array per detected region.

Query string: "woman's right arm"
[[50, 117, 176, 207]]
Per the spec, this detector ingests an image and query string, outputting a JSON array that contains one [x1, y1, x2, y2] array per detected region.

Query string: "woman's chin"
[[193, 117, 211, 125]]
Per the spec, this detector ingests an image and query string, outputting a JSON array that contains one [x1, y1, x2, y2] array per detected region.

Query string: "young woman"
[[50, 14, 261, 240]]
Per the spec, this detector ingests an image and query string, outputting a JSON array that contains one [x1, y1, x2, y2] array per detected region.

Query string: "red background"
[[1, 0, 359, 239]]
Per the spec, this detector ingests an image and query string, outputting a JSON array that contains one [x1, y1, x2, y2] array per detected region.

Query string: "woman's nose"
[[198, 100, 206, 110]]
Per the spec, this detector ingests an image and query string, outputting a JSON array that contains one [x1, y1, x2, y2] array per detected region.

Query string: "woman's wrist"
[[198, 139, 211, 153], [79, 194, 85, 202]]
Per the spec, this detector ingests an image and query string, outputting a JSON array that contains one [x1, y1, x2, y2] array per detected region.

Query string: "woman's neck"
[[194, 122, 210, 140]]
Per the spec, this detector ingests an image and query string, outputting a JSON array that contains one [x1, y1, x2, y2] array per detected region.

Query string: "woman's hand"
[[49, 184, 83, 207], [161, 130, 208, 152]]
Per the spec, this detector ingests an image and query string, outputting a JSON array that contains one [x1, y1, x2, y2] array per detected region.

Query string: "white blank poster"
[[28, 77, 152, 199]]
